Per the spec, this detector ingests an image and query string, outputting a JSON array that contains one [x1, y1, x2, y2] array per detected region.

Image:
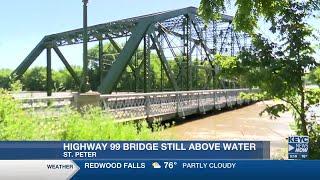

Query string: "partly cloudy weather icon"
[[152, 162, 161, 169]]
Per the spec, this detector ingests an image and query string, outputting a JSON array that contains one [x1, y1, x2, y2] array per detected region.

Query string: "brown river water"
[[159, 100, 295, 159]]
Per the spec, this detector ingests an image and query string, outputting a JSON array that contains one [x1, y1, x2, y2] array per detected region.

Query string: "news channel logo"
[[288, 136, 309, 159]]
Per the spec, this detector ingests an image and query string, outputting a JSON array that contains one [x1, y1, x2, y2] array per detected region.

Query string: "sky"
[[0, 0, 208, 70], [0, 0, 318, 71]]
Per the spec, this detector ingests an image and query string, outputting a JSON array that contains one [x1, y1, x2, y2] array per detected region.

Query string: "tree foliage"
[[213, 54, 243, 84], [213, 0, 320, 158], [0, 69, 12, 87], [0, 43, 215, 92], [86, 43, 215, 91], [21, 66, 47, 91], [1, 66, 82, 92], [306, 67, 320, 85], [199, 0, 320, 33]]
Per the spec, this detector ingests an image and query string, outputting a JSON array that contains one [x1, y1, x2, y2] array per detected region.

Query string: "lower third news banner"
[[0, 141, 318, 179]]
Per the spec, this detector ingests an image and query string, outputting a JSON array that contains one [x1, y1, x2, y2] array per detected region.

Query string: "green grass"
[[0, 89, 171, 141]]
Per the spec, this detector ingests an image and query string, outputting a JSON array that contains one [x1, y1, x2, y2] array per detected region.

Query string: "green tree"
[[87, 43, 171, 92], [215, 1, 319, 158], [306, 67, 320, 85], [213, 54, 243, 87], [52, 66, 82, 91], [198, 0, 319, 33], [21, 66, 48, 91], [0, 69, 12, 88], [243, 1, 317, 134], [87, 43, 124, 91], [200, 0, 320, 159]]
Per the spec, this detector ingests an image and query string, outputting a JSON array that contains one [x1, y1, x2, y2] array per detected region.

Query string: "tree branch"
[[279, 98, 301, 116]]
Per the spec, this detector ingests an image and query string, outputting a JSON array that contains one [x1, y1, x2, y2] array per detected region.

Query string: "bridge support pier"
[[72, 92, 101, 111]]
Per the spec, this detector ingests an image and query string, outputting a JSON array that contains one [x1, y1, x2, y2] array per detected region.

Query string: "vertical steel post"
[[46, 48, 52, 96], [143, 35, 151, 93], [98, 40, 103, 85], [231, 26, 235, 57], [160, 35, 164, 92], [211, 22, 217, 89], [161, 61, 163, 92], [182, 18, 186, 90], [186, 17, 190, 91], [135, 51, 139, 92], [147, 35, 151, 92], [81, 0, 89, 92], [143, 36, 147, 93], [186, 15, 192, 91]]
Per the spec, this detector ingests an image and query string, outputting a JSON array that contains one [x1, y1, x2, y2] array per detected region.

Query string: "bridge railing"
[[13, 89, 258, 121], [16, 96, 73, 109], [100, 89, 258, 122], [14, 96, 73, 118]]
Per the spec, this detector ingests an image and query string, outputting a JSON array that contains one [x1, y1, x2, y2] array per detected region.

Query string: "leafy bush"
[[0, 90, 169, 140], [307, 119, 320, 159]]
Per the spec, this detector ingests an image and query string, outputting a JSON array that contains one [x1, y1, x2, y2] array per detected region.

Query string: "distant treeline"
[[2, 42, 317, 92], [1, 43, 228, 92]]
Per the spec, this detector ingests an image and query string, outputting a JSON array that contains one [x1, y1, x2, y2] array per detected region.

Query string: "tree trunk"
[[300, 78, 308, 136]]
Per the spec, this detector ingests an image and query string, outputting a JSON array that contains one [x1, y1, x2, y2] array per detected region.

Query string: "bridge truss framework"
[[11, 7, 250, 95]]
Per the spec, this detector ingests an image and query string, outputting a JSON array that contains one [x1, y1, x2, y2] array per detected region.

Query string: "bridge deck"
[[15, 89, 258, 122], [100, 89, 258, 122]]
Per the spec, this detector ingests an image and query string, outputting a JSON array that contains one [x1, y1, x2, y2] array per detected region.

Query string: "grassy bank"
[[0, 89, 170, 140]]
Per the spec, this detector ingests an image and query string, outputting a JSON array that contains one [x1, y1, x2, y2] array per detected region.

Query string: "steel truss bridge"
[[11, 7, 250, 95], [17, 89, 258, 122]]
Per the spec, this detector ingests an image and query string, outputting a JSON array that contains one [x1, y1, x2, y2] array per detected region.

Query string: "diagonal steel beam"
[[105, 34, 122, 52], [161, 32, 182, 69], [151, 33, 179, 91], [53, 46, 81, 86], [234, 32, 242, 52], [220, 23, 232, 54], [105, 34, 136, 72], [98, 22, 151, 94], [106, 34, 146, 89], [10, 38, 46, 80], [189, 14, 221, 89], [189, 15, 214, 62], [159, 24, 199, 43], [46, 7, 232, 47]]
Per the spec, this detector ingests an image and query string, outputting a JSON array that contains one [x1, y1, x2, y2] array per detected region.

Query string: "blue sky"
[[0, 0, 318, 70], [0, 0, 207, 70]]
